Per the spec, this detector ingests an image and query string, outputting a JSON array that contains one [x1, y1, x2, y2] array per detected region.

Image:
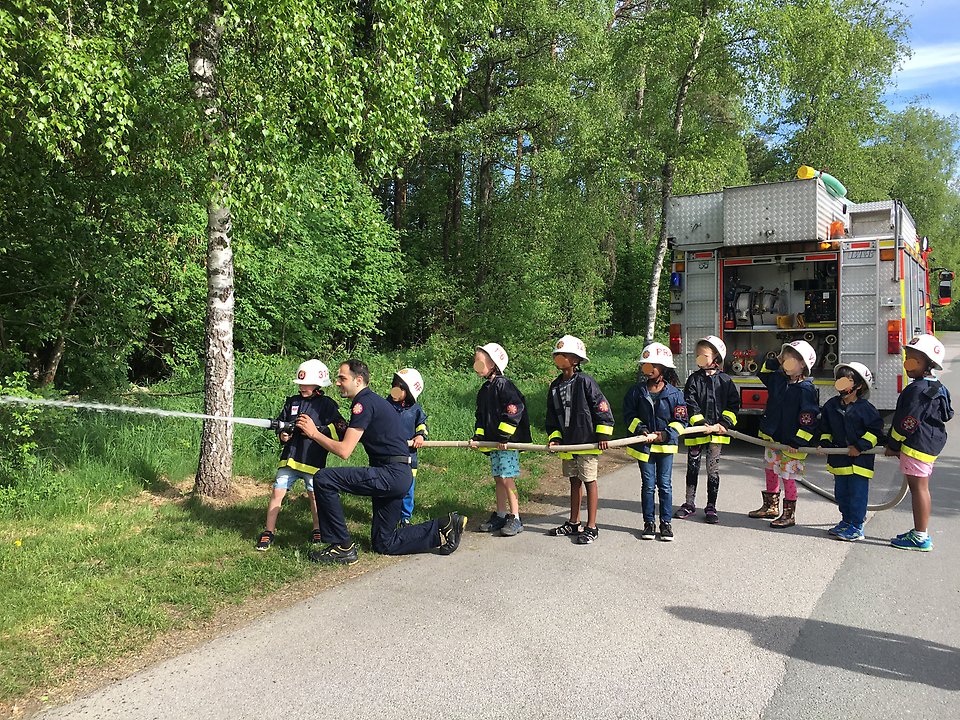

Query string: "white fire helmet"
[[834, 362, 874, 399], [640, 342, 676, 369], [476, 343, 509, 372], [697, 335, 727, 363], [905, 334, 945, 371], [394, 368, 425, 401], [553, 334, 589, 362], [780, 340, 817, 375], [293, 359, 331, 387]]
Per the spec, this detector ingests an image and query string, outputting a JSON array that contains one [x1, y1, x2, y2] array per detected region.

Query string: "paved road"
[[40, 339, 960, 720]]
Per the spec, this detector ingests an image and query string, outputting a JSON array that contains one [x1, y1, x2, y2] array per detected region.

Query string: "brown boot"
[[770, 499, 796, 528], [748, 491, 780, 519]]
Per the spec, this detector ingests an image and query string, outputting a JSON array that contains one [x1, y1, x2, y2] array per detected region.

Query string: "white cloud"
[[894, 43, 960, 92]]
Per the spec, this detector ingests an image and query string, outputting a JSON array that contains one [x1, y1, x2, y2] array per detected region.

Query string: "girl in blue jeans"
[[623, 342, 688, 542]]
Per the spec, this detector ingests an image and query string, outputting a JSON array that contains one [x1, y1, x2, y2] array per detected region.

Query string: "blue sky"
[[887, 0, 960, 116]]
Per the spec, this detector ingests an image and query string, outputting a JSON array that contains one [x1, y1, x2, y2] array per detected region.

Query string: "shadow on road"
[[667, 605, 960, 691]]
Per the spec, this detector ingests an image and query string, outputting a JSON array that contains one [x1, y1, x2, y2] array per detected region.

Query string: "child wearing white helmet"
[[623, 342, 687, 541], [819, 362, 884, 541], [750, 340, 820, 529], [256, 360, 347, 551], [885, 334, 954, 551], [545, 335, 615, 544], [469, 343, 532, 537], [677, 336, 740, 524], [388, 368, 429, 526]]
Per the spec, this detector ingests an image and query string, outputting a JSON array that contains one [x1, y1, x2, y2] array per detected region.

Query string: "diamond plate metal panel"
[[722, 179, 847, 246], [679, 255, 718, 379], [838, 324, 875, 352], [667, 192, 723, 247]]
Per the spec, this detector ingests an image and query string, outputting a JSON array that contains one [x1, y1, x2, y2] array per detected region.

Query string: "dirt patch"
[[525, 449, 634, 518]]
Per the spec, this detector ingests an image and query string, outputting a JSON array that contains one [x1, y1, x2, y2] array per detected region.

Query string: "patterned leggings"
[[685, 443, 722, 507], [764, 448, 802, 502]]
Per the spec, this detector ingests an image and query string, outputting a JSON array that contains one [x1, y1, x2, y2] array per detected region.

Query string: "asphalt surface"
[[39, 338, 960, 720]]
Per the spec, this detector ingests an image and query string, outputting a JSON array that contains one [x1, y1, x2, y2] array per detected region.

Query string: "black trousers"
[[313, 463, 440, 555]]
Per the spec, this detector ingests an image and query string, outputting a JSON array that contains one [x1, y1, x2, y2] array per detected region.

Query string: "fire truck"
[[665, 174, 953, 413]]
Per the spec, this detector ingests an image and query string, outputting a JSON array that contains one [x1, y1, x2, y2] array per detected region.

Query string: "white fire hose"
[[417, 425, 906, 512]]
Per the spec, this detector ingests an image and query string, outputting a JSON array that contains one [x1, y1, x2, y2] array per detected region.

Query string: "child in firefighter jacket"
[[545, 335, 614, 545], [886, 334, 954, 552], [256, 360, 347, 551], [470, 343, 532, 537], [623, 342, 687, 542], [388, 368, 429, 526], [750, 340, 820, 529], [819, 362, 884, 542], [677, 336, 740, 525]]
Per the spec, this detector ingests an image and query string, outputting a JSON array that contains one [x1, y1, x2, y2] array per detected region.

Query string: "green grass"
[[0, 336, 644, 705]]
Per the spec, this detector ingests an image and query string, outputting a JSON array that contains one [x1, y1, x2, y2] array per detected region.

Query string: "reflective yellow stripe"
[[861, 431, 878, 447], [827, 464, 851, 475], [852, 465, 874, 478], [890, 427, 906, 441], [498, 422, 517, 435], [415, 423, 427, 434], [278, 458, 320, 474], [722, 410, 738, 426], [713, 435, 731, 445], [901, 445, 937, 463], [560, 449, 602, 458], [327, 423, 340, 441], [668, 422, 685, 434], [628, 418, 641, 433], [796, 429, 813, 441], [475, 427, 485, 436], [684, 435, 711, 446], [548, 430, 563, 441], [411, 468, 418, 477], [759, 362, 774, 373], [782, 449, 807, 460], [625, 447, 649, 462], [649, 444, 678, 454], [820, 433, 833, 443], [595, 424, 614, 436], [759, 431, 773, 441], [689, 414, 705, 425]]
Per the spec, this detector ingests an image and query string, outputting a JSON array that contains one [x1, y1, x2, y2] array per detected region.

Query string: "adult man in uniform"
[[297, 359, 467, 565]]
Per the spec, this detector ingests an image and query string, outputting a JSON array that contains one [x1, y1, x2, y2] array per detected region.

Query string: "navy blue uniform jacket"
[[758, 357, 820, 458], [886, 378, 953, 463], [545, 371, 615, 458], [473, 374, 532, 450], [622, 382, 687, 462], [276, 392, 347, 474], [819, 396, 884, 478]]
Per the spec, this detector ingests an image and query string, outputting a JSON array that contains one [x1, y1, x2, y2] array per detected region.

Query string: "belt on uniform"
[[370, 455, 412, 466]]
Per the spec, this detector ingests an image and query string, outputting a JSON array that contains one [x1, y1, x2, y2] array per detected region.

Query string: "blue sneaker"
[[836, 524, 864, 542], [827, 521, 849, 537], [890, 530, 933, 552]]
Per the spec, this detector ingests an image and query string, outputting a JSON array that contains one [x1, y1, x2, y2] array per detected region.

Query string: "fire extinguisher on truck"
[[665, 169, 953, 415]]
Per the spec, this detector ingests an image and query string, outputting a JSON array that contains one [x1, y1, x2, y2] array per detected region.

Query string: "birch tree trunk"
[[644, 2, 710, 345], [190, 5, 235, 497]]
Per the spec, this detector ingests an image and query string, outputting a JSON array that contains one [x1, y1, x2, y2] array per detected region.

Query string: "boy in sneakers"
[[545, 335, 614, 544], [677, 336, 739, 524], [886, 334, 954, 551], [469, 343, 532, 536], [819, 363, 884, 542], [256, 360, 347, 551]]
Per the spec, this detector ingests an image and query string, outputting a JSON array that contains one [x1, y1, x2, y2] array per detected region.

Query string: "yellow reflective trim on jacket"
[[722, 410, 738, 426], [796, 429, 813, 441], [548, 430, 563, 441], [827, 464, 874, 479], [684, 435, 711, 446], [628, 418, 641, 433], [475, 427, 485, 436], [759, 431, 774, 441], [689, 414, 705, 425], [558, 449, 602, 459], [327, 423, 340, 441], [861, 431, 877, 447], [890, 427, 906, 442], [278, 458, 320, 474], [901, 445, 938, 463], [595, 424, 614, 436], [712, 435, 731, 445], [415, 423, 427, 434], [411, 467, 418, 477], [649, 444, 678, 454], [625, 447, 649, 462], [668, 422, 685, 434], [498, 421, 517, 435], [820, 433, 833, 443]]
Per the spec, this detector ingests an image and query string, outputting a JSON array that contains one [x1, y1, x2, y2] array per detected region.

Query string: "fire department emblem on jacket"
[[674, 406, 687, 420], [506, 404, 518, 414], [352, 403, 364, 415], [800, 412, 816, 426], [598, 400, 609, 412], [901, 415, 918, 432]]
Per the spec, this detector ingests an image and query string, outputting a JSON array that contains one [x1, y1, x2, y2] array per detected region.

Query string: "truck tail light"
[[887, 320, 900, 354], [669, 323, 682, 355]]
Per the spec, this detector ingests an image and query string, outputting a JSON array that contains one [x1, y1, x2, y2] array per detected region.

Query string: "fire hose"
[[417, 426, 907, 512]]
